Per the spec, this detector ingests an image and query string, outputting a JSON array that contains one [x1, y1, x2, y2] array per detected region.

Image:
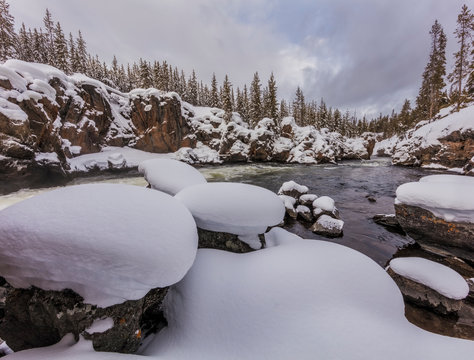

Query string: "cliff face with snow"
[[0, 60, 374, 191], [388, 105, 474, 175]]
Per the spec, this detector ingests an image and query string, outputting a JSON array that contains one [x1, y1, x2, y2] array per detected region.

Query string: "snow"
[[138, 158, 207, 196], [296, 205, 311, 214], [6, 229, 474, 359], [299, 193, 318, 203], [278, 194, 297, 208], [373, 135, 398, 156], [85, 318, 115, 334], [312, 195, 336, 212], [68, 146, 175, 172], [0, 184, 198, 307], [389, 257, 469, 300], [315, 214, 344, 231], [277, 180, 308, 195], [175, 182, 285, 236], [0, 98, 28, 123], [396, 176, 474, 223], [35, 152, 60, 163]]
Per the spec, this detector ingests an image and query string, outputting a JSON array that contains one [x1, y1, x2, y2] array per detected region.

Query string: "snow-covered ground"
[[7, 229, 474, 359], [395, 174, 474, 223]]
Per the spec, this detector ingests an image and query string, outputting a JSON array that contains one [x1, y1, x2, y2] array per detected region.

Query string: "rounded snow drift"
[[175, 182, 285, 235], [139, 158, 207, 196], [0, 184, 198, 307]]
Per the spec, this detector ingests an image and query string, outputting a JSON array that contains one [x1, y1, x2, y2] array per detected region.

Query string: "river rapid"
[[0, 157, 441, 267]]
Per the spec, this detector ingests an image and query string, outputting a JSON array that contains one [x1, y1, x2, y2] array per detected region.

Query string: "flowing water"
[[0, 157, 440, 267]]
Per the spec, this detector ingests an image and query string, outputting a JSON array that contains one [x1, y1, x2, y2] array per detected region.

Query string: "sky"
[[7, 0, 469, 118]]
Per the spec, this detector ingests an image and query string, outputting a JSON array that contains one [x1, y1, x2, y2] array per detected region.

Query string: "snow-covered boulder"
[[388, 257, 469, 315], [296, 205, 313, 222], [395, 175, 474, 262], [277, 180, 308, 198], [310, 214, 344, 237], [392, 105, 474, 173], [312, 195, 340, 220], [279, 194, 297, 219], [0, 184, 198, 352], [299, 193, 318, 207], [175, 182, 285, 250], [138, 158, 207, 195]]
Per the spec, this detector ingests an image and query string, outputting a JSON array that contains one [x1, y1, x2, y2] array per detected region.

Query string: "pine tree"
[[249, 72, 262, 127], [32, 28, 47, 63], [221, 75, 233, 120], [139, 58, 152, 88], [69, 32, 80, 73], [76, 30, 87, 73], [54, 22, 69, 72], [266, 72, 278, 123], [448, 4, 474, 110], [279, 99, 289, 119], [416, 20, 447, 119], [43, 8, 55, 65], [187, 70, 198, 105], [16, 23, 33, 61], [292, 86, 305, 125], [0, 0, 17, 61], [210, 73, 219, 107], [399, 99, 412, 131], [241, 84, 250, 121]]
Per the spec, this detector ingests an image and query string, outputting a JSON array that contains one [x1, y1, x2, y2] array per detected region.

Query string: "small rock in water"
[[366, 195, 376, 202], [311, 215, 344, 238], [296, 205, 313, 222], [277, 180, 308, 199], [373, 214, 405, 234], [299, 194, 318, 207]]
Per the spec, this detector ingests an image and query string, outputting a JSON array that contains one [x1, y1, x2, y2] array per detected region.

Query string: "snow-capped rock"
[[310, 214, 344, 237], [138, 158, 207, 195], [392, 105, 474, 173]]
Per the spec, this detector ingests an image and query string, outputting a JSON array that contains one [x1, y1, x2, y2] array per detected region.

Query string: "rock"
[[311, 215, 344, 238], [373, 214, 405, 234], [395, 203, 474, 263], [107, 153, 126, 169], [387, 267, 465, 316], [296, 205, 313, 222], [299, 194, 318, 207], [197, 228, 262, 253], [366, 195, 376, 202], [0, 285, 168, 353], [279, 194, 298, 219], [312, 196, 340, 220], [277, 180, 308, 199]]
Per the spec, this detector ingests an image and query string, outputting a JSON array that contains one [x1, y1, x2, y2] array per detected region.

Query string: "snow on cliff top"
[[0, 184, 198, 307], [138, 158, 207, 196], [389, 257, 469, 300], [396, 174, 474, 222], [175, 182, 285, 235]]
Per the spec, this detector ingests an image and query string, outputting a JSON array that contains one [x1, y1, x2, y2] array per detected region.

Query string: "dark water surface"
[[200, 158, 441, 267]]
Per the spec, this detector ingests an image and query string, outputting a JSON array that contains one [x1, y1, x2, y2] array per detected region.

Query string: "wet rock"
[[299, 194, 318, 207], [197, 228, 261, 253], [296, 205, 313, 223], [395, 203, 474, 263], [373, 214, 406, 234], [277, 180, 308, 199], [387, 267, 464, 315], [366, 195, 376, 202], [278, 195, 298, 219], [311, 215, 344, 238], [0, 286, 167, 353]]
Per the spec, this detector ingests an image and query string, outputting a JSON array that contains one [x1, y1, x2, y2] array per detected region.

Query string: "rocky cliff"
[[0, 60, 375, 192], [385, 105, 474, 175]]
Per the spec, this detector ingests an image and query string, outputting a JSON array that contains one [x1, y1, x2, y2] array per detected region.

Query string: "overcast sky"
[[8, 0, 468, 117]]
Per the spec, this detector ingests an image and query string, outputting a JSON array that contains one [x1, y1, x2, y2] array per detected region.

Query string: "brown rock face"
[[131, 96, 191, 153], [0, 286, 167, 354], [395, 203, 474, 263]]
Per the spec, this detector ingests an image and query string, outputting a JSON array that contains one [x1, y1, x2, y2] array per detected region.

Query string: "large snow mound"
[[175, 182, 285, 235], [138, 159, 207, 195], [395, 176, 474, 223], [141, 228, 474, 359], [0, 184, 198, 307], [389, 257, 469, 300]]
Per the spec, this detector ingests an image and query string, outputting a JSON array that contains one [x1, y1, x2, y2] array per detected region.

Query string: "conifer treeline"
[[0, 1, 473, 138]]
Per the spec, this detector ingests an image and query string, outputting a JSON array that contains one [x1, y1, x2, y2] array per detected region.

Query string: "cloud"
[[8, 0, 469, 117]]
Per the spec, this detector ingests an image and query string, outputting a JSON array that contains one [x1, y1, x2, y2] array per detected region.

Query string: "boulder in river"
[[311, 215, 344, 237]]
